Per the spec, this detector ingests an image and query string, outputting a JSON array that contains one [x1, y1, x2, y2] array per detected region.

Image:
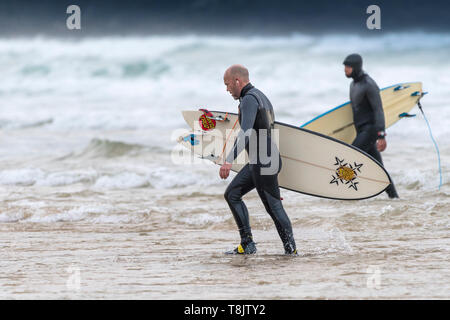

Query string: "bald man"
[[220, 65, 297, 255]]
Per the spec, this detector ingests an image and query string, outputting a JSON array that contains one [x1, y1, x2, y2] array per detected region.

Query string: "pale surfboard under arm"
[[179, 110, 392, 200], [300, 82, 424, 143]]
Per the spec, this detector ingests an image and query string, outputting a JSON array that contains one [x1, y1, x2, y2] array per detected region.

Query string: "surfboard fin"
[[394, 85, 410, 91], [412, 91, 428, 97], [398, 112, 416, 118]]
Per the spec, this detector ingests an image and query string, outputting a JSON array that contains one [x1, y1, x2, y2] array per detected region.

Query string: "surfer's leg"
[[367, 145, 399, 199], [251, 165, 297, 254], [224, 163, 256, 243], [385, 181, 399, 198], [352, 126, 399, 199], [351, 128, 375, 152]]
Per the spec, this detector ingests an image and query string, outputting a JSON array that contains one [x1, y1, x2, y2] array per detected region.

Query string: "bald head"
[[223, 64, 250, 100], [224, 64, 250, 83]]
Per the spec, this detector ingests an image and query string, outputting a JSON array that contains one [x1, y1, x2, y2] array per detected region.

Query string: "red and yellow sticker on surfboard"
[[198, 109, 216, 131]]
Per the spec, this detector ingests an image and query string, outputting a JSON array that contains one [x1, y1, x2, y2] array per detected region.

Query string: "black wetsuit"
[[345, 54, 399, 198], [224, 83, 296, 254]]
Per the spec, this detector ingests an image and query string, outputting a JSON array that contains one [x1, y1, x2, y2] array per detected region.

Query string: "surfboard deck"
[[179, 110, 392, 200], [301, 82, 424, 143]]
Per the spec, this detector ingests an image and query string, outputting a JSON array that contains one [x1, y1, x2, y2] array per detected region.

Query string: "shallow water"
[[1, 156, 448, 299]]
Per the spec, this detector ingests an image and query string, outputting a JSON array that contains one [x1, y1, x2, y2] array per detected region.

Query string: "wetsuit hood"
[[343, 53, 364, 81]]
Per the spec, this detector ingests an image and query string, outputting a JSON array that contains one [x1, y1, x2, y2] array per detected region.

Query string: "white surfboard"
[[301, 82, 424, 143], [179, 110, 392, 200]]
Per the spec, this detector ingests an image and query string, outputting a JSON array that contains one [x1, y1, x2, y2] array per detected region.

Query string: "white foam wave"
[[0, 168, 46, 186], [0, 203, 155, 224], [93, 172, 150, 190], [0, 168, 97, 187], [0, 165, 225, 190], [172, 213, 230, 226], [0, 32, 449, 136]]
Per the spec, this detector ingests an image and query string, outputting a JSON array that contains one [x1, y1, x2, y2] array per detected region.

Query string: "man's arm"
[[366, 82, 385, 134], [366, 81, 387, 151], [225, 95, 258, 164]]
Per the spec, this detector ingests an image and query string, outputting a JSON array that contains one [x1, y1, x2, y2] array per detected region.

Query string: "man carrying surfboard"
[[343, 53, 399, 198], [219, 64, 297, 255]]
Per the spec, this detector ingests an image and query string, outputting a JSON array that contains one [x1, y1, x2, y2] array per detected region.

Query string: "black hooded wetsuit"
[[224, 83, 297, 254], [344, 54, 399, 198]]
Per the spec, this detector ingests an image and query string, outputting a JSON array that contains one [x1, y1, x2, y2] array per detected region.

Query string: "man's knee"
[[224, 186, 240, 203], [224, 188, 231, 202]]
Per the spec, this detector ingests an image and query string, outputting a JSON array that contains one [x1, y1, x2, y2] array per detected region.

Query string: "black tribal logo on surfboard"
[[330, 157, 363, 191]]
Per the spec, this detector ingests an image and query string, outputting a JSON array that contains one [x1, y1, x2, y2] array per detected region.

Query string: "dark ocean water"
[[0, 0, 449, 36]]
